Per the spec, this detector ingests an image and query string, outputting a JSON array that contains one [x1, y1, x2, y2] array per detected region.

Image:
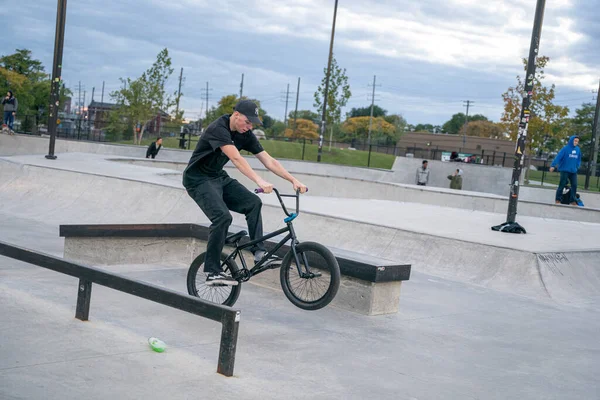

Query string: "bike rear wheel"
[[280, 242, 340, 310], [187, 252, 241, 307]]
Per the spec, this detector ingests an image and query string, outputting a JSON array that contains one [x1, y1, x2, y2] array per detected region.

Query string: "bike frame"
[[221, 189, 308, 281]]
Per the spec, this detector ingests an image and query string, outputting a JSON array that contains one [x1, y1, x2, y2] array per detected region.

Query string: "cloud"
[[3, 0, 598, 125]]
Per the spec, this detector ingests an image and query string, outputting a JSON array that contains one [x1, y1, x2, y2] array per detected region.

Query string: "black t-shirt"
[[183, 114, 264, 187]]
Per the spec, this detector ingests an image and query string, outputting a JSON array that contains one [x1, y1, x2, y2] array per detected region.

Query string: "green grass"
[[120, 137, 396, 169], [526, 170, 600, 191]]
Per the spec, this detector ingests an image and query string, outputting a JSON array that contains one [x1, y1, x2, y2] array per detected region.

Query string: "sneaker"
[[205, 272, 238, 286], [254, 250, 282, 269], [555, 200, 561, 204]]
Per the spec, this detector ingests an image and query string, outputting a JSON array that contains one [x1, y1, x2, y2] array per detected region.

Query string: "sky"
[[1, 0, 599, 125]]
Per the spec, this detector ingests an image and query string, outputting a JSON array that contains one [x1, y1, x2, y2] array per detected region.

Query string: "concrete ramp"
[[537, 251, 600, 306], [1, 155, 599, 308]]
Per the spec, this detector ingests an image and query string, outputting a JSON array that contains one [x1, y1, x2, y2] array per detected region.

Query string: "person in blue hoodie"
[[550, 135, 581, 205]]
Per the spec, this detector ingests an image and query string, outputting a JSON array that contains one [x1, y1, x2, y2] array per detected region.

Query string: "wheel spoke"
[[286, 250, 332, 303]]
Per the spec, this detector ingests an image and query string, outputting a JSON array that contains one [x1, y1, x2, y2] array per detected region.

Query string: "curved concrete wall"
[[1, 160, 598, 306]]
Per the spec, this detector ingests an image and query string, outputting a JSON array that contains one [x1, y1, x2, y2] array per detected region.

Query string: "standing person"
[[2, 91, 18, 131], [416, 160, 430, 186], [146, 137, 163, 159], [447, 168, 463, 190], [550, 135, 581, 205], [183, 100, 307, 286]]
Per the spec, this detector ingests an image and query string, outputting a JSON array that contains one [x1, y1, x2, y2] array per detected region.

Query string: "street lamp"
[[46, 0, 68, 160], [492, 0, 546, 234], [317, 0, 339, 163]]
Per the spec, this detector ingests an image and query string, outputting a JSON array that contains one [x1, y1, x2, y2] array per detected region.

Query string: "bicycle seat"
[[225, 230, 248, 244]]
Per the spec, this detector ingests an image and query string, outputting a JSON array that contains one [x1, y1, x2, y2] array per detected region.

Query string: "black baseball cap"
[[234, 100, 262, 125]]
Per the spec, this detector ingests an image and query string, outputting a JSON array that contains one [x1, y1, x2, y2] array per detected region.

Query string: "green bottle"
[[148, 337, 166, 353]]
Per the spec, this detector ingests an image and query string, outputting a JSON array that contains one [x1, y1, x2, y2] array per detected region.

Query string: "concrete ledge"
[[60, 224, 411, 316]]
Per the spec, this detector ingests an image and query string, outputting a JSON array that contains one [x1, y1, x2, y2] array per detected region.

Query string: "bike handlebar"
[[254, 187, 307, 217], [254, 188, 308, 194]]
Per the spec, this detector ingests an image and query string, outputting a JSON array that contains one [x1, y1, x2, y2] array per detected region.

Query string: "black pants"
[[555, 171, 577, 203], [186, 174, 265, 274]]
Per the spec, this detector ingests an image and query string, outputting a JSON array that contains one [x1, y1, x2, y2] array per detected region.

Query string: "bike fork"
[[289, 224, 312, 278]]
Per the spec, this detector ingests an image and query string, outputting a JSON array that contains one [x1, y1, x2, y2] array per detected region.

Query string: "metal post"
[[317, 0, 338, 163], [283, 83, 290, 125], [217, 312, 240, 377], [493, 0, 546, 234], [293, 77, 300, 137], [462, 100, 473, 147], [541, 160, 546, 186], [175, 67, 183, 119], [585, 79, 600, 189], [302, 138, 306, 160], [239, 73, 244, 99], [46, 0, 68, 160], [368, 75, 376, 146], [75, 278, 92, 321], [367, 145, 372, 167]]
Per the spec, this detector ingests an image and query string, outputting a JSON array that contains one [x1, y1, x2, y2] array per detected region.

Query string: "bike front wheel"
[[187, 252, 241, 307], [280, 242, 340, 310]]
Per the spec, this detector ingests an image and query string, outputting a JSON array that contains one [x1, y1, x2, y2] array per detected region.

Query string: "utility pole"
[[175, 67, 183, 119], [317, 0, 339, 163], [293, 77, 300, 137], [240, 73, 244, 99], [78, 81, 82, 116], [90, 86, 95, 130], [100, 81, 105, 104], [201, 82, 212, 119], [46, 0, 68, 160], [585, 79, 600, 190], [367, 75, 379, 146], [492, 0, 546, 234], [283, 83, 290, 125], [462, 100, 474, 147]]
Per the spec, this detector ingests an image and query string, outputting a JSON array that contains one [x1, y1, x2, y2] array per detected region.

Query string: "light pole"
[[46, 0, 68, 160], [317, 0, 339, 162], [492, 0, 546, 234]]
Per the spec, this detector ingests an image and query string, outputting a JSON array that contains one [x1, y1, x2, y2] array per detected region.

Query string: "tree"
[[110, 48, 176, 144], [0, 49, 45, 82], [500, 56, 570, 154], [204, 94, 267, 127], [414, 123, 434, 133], [288, 109, 319, 123], [570, 103, 596, 161], [442, 113, 488, 134], [384, 114, 408, 133], [465, 120, 505, 139], [284, 118, 318, 139], [313, 56, 351, 128], [0, 49, 70, 123], [442, 113, 466, 134], [262, 114, 275, 130], [341, 116, 396, 141], [347, 105, 387, 118]]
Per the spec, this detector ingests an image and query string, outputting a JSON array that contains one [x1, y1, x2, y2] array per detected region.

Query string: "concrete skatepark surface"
[[1, 142, 599, 398]]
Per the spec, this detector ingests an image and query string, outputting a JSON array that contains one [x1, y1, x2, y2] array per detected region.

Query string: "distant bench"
[[59, 224, 411, 315]]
